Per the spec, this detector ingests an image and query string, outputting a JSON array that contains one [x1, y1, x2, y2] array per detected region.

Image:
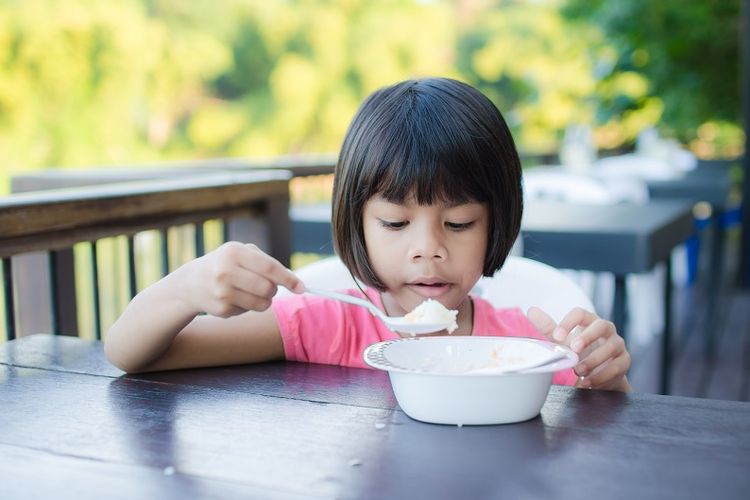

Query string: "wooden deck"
[[629, 230, 750, 401]]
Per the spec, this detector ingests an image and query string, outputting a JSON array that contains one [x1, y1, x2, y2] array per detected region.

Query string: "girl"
[[105, 77, 631, 391]]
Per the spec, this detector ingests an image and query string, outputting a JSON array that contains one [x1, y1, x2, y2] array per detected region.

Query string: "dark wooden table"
[[521, 200, 694, 394], [2, 335, 748, 500]]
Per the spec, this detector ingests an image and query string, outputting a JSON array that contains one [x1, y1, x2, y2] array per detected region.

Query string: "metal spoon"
[[305, 287, 454, 335]]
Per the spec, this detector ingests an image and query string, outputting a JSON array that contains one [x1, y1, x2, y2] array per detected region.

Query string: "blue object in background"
[[686, 217, 710, 284]]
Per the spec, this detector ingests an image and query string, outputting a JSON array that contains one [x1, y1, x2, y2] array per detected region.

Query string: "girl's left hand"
[[527, 306, 632, 392]]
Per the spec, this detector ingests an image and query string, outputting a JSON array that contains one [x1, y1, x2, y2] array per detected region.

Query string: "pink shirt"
[[271, 288, 577, 386]]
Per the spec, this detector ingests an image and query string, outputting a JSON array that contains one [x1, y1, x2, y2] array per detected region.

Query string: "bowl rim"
[[363, 336, 578, 377]]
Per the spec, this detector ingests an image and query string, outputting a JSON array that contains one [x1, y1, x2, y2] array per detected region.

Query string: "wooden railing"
[[2, 151, 562, 342], [1, 170, 292, 341], [9, 154, 339, 192]]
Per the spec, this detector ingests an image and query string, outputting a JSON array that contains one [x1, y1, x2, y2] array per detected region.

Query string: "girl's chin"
[[383, 286, 466, 315], [404, 289, 463, 310]]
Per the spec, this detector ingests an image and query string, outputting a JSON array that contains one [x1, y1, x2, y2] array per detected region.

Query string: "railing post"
[[51, 249, 79, 336], [268, 193, 292, 268], [11, 179, 78, 337], [2, 257, 16, 341], [12, 251, 77, 337], [224, 194, 292, 268]]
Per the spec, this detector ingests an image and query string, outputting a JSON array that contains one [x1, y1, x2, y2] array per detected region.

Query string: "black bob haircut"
[[332, 77, 523, 290]]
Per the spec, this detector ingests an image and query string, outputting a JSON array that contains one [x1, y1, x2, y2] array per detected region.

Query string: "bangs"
[[372, 155, 486, 206], [357, 90, 494, 206]]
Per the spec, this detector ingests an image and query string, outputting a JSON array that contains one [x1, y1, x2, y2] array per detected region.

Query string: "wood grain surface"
[[1, 335, 748, 500]]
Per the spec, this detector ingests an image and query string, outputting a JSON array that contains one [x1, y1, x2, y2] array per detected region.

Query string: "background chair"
[[471, 255, 594, 322], [282, 255, 595, 323]]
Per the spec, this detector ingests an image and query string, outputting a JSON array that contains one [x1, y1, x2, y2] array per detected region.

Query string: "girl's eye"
[[446, 221, 475, 231], [379, 219, 408, 230]]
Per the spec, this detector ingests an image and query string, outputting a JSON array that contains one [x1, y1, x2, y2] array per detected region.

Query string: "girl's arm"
[[104, 242, 304, 373]]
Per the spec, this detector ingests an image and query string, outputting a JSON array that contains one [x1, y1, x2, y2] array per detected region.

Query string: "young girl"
[[105, 77, 631, 392]]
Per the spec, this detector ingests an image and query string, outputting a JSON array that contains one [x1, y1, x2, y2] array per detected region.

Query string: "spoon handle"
[[502, 352, 568, 373], [467, 349, 570, 375], [305, 288, 385, 320]]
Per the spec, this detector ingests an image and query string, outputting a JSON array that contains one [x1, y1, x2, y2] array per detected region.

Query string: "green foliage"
[[0, 0, 232, 173], [0, 0, 742, 190], [562, 0, 742, 145], [457, 2, 601, 150]]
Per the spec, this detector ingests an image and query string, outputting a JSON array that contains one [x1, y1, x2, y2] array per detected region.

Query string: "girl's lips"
[[407, 282, 451, 298]]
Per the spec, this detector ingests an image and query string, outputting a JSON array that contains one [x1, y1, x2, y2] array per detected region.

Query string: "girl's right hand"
[[178, 242, 305, 318]]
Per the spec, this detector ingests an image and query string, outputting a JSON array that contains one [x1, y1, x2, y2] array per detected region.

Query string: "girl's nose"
[[408, 226, 447, 262]]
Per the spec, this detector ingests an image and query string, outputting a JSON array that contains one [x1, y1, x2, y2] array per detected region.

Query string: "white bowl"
[[363, 336, 577, 425]]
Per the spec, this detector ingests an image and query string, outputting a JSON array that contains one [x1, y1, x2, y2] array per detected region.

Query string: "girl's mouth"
[[408, 281, 451, 298]]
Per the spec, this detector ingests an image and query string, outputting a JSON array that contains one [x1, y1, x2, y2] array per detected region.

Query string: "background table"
[[644, 161, 733, 208], [522, 200, 694, 273], [1, 335, 748, 500]]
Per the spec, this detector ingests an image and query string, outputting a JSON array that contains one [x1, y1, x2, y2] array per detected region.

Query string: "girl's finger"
[[230, 272, 279, 300], [548, 308, 598, 346], [526, 307, 558, 342], [575, 334, 626, 377], [568, 318, 615, 355], [207, 269, 275, 314], [206, 299, 249, 319], [235, 244, 305, 293], [227, 288, 273, 312], [557, 307, 597, 334], [583, 353, 631, 389]]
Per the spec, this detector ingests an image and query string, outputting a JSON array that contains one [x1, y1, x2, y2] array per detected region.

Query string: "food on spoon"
[[403, 299, 458, 334]]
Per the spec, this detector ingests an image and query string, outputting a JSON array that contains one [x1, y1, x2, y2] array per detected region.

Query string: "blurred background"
[[0, 0, 742, 192]]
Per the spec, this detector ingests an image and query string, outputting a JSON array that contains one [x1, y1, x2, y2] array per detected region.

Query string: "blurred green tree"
[[0, 0, 741, 192], [456, 1, 601, 152], [562, 0, 742, 152], [0, 0, 232, 176]]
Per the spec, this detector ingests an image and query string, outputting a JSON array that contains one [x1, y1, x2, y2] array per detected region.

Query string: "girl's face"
[[362, 193, 488, 331]]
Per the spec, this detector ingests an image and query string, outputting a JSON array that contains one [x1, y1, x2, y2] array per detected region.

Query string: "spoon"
[[468, 347, 572, 375], [305, 287, 454, 335]]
